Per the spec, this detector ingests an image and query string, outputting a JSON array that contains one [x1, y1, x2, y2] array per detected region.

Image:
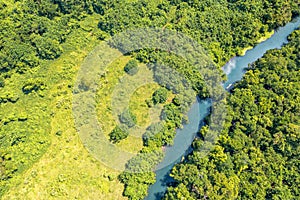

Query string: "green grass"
[[95, 57, 173, 153], [1, 14, 126, 200], [1, 13, 174, 199]]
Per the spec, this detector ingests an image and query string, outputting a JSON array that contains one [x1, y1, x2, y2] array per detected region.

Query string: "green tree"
[[22, 78, 46, 94], [124, 59, 139, 75], [165, 29, 300, 200], [33, 36, 63, 59], [109, 126, 128, 143], [152, 87, 168, 104]]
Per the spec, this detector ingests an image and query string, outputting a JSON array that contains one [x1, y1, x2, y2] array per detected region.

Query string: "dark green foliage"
[[22, 78, 46, 94], [165, 30, 300, 200], [172, 95, 183, 106], [152, 87, 168, 104], [151, 53, 208, 98], [118, 150, 163, 199], [119, 109, 137, 128], [0, 92, 19, 104], [98, 0, 299, 66], [0, 77, 5, 87], [52, 0, 105, 16], [124, 59, 138, 75], [0, 152, 17, 181], [109, 126, 129, 143], [55, 130, 62, 136], [0, 0, 298, 199], [33, 36, 63, 59], [0, 0, 100, 74], [142, 122, 164, 146], [161, 103, 183, 128], [142, 122, 176, 147], [0, 42, 39, 72]]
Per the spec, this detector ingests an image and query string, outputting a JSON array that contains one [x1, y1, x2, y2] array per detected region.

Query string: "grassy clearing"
[[95, 57, 171, 153], [2, 14, 126, 200], [129, 83, 160, 127], [95, 56, 144, 153]]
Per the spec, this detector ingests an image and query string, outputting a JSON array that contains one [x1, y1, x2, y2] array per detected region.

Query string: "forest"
[[165, 30, 300, 199], [0, 0, 299, 199]]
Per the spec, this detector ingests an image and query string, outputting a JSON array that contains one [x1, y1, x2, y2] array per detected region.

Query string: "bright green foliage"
[[0, 0, 106, 73], [109, 126, 129, 143], [165, 30, 300, 199], [0, 92, 19, 104], [0, 0, 299, 199], [22, 78, 46, 94], [118, 151, 163, 199], [165, 183, 194, 200], [97, 1, 299, 199], [119, 171, 156, 200], [152, 87, 168, 104], [0, 0, 103, 197], [124, 59, 139, 75]]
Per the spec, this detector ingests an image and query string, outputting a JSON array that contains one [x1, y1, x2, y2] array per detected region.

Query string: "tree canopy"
[[165, 29, 300, 200], [0, 0, 299, 199]]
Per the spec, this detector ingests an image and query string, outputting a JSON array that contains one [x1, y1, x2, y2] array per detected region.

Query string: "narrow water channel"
[[145, 17, 300, 200]]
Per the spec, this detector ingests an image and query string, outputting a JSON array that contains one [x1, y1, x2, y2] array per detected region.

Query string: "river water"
[[145, 17, 300, 200]]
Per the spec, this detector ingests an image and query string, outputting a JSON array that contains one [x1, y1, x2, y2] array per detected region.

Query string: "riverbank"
[[238, 30, 275, 56]]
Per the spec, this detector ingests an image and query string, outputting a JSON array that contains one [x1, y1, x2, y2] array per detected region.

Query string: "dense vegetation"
[[98, 1, 299, 199], [165, 30, 300, 199], [0, 0, 299, 199], [0, 0, 107, 197], [152, 87, 168, 105], [99, 0, 300, 66]]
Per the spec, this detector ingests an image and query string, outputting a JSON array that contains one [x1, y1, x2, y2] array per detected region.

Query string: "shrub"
[[124, 60, 138, 75], [22, 78, 46, 94], [109, 126, 129, 143], [119, 109, 137, 128], [152, 87, 168, 104]]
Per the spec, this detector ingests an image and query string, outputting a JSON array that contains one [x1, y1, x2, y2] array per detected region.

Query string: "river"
[[145, 16, 300, 200]]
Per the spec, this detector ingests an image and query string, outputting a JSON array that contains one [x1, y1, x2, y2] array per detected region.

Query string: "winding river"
[[145, 16, 300, 200]]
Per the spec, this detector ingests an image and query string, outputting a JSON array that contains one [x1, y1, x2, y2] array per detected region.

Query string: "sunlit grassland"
[[95, 55, 145, 153], [2, 14, 126, 200], [130, 83, 160, 127], [0, 10, 179, 199], [129, 68, 175, 127], [95, 56, 174, 153]]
